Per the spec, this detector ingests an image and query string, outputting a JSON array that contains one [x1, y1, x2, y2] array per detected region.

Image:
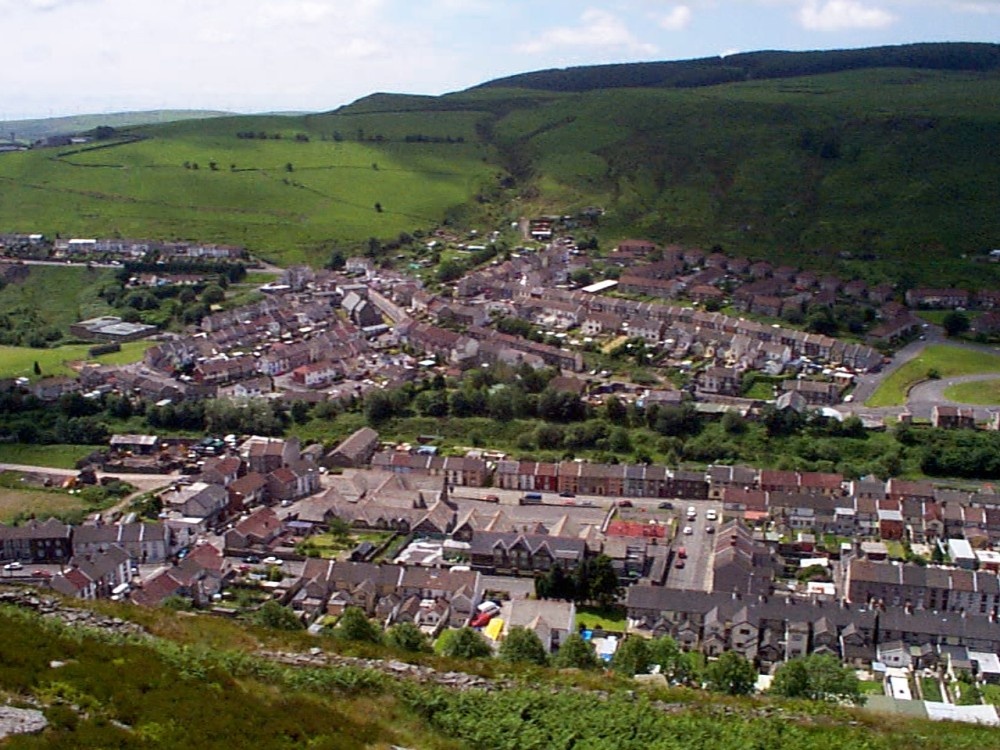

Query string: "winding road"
[[842, 324, 1000, 421]]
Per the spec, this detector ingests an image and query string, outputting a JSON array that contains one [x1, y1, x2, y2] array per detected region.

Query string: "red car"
[[31, 569, 52, 579], [470, 612, 493, 628]]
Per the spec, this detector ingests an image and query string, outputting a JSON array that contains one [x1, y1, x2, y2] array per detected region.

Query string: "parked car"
[[682, 526, 693, 535], [484, 494, 500, 503], [242, 555, 261, 564], [705, 508, 718, 521], [675, 559, 686, 569], [617, 500, 633, 508], [3, 562, 22, 571], [706, 525, 715, 534], [677, 547, 687, 559], [262, 556, 282, 566], [657, 501, 674, 510], [470, 612, 493, 628], [31, 569, 52, 578], [686, 506, 697, 520], [559, 491, 576, 498]]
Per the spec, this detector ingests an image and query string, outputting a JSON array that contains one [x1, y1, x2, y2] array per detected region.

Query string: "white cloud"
[[517, 8, 657, 55], [798, 0, 896, 30], [658, 5, 693, 30], [255, 1, 337, 26]]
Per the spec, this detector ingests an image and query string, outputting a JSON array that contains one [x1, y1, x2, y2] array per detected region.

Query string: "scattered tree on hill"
[[770, 654, 861, 704], [32, 361, 40, 376], [385, 622, 429, 652], [552, 633, 600, 670], [705, 651, 757, 696], [374, 202, 383, 213], [437, 627, 492, 659], [334, 606, 382, 643], [285, 162, 294, 173], [499, 627, 549, 666]]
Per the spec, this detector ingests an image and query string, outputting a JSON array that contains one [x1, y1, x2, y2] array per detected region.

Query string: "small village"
[[3, 226, 1000, 725]]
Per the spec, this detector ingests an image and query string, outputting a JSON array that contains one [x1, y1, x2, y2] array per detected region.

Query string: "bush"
[[333, 606, 382, 644], [436, 627, 492, 659], [252, 600, 303, 631], [498, 627, 549, 666], [385, 622, 429, 653]]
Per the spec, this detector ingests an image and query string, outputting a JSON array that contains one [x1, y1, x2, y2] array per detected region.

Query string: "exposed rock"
[[0, 706, 48, 739]]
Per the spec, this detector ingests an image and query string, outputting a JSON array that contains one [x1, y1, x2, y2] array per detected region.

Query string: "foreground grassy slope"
[[0, 600, 998, 750], [1, 50, 998, 281]]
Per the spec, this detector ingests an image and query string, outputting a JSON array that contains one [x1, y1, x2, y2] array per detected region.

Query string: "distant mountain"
[[473, 42, 1000, 93], [0, 110, 235, 144], [1, 43, 998, 288]]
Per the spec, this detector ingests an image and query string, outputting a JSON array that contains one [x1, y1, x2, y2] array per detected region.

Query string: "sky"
[[2, 0, 998, 120]]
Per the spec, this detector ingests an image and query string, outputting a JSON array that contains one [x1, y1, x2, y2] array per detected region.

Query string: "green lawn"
[[921, 677, 944, 702], [866, 346, 1000, 407], [859, 679, 886, 696], [982, 683, 1000, 707], [575, 605, 627, 632], [0, 443, 99, 469], [0, 340, 152, 380], [0, 486, 88, 524], [942, 378, 1000, 406], [300, 530, 394, 559]]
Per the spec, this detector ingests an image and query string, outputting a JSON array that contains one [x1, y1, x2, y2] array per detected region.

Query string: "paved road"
[[906, 373, 1000, 419], [843, 325, 1000, 420]]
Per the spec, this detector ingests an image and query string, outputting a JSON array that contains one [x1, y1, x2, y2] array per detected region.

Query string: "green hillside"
[[0, 110, 235, 144], [0, 44, 998, 282], [0, 597, 997, 750]]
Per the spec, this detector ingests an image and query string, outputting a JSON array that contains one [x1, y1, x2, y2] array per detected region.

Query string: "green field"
[[0, 264, 116, 336], [942, 378, 1000, 405], [0, 443, 99, 469], [0, 340, 153, 380], [0, 486, 85, 523], [0, 111, 496, 267], [866, 346, 1000, 407]]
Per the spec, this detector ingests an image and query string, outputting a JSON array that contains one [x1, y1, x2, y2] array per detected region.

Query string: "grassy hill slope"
[[0, 110, 235, 144], [0, 597, 997, 750], [0, 45, 998, 282]]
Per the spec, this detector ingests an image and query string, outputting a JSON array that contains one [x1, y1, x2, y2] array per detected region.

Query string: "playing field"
[[942, 378, 1000, 406], [866, 346, 1000, 407], [0, 340, 152, 380]]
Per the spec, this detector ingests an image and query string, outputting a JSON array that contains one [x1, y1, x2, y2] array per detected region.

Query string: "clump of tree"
[[552, 633, 600, 670], [436, 627, 493, 659], [769, 654, 861, 704], [498, 627, 549, 666], [385, 622, 429, 653], [333, 606, 382, 644], [704, 651, 757, 696], [253, 600, 304, 631]]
